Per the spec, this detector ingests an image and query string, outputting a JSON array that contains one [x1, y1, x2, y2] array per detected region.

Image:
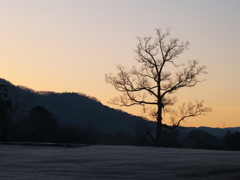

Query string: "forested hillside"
[[1, 78, 240, 150]]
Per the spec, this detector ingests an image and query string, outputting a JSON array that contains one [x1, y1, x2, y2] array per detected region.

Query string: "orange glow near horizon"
[[1, 1, 240, 128]]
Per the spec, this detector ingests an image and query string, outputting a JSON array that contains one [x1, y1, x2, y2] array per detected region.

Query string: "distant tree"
[[160, 129, 181, 148], [182, 130, 222, 150], [10, 86, 35, 122], [57, 125, 101, 144], [134, 119, 155, 146], [0, 85, 12, 142], [106, 29, 211, 146], [224, 131, 240, 151], [15, 106, 59, 142], [7, 86, 35, 142], [0, 82, 35, 142]]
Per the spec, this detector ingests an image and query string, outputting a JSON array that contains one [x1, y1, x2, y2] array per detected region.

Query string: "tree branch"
[[163, 100, 212, 130]]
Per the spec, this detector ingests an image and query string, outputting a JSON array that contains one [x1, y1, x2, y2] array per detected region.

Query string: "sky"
[[1, 0, 240, 128]]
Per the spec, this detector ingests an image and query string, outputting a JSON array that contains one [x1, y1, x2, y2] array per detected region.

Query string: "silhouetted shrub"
[[0, 85, 12, 142], [224, 131, 240, 151], [182, 130, 223, 150], [160, 129, 181, 148], [14, 106, 59, 142], [134, 121, 153, 146], [57, 125, 98, 144], [98, 133, 134, 145]]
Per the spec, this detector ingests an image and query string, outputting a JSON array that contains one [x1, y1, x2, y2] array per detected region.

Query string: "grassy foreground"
[[1, 144, 240, 179]]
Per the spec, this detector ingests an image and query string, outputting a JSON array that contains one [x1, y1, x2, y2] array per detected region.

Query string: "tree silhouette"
[[224, 131, 240, 151], [15, 106, 59, 142], [106, 29, 211, 146], [182, 130, 222, 150], [0, 85, 12, 142]]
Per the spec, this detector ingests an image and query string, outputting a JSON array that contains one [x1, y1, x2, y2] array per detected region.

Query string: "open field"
[[1, 144, 240, 179]]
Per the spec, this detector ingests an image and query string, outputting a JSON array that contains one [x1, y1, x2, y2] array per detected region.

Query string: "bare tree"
[[106, 29, 211, 146], [0, 84, 35, 142], [8, 86, 35, 142], [0, 85, 12, 142]]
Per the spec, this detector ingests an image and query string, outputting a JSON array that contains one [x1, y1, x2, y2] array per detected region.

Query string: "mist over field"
[[1, 145, 240, 180]]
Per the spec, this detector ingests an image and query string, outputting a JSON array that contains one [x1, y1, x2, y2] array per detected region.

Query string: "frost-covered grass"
[[1, 145, 240, 179]]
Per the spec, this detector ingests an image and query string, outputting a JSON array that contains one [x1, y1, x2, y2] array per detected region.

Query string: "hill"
[[176, 126, 240, 139], [0, 78, 240, 138], [0, 78, 144, 135], [34, 91, 145, 134]]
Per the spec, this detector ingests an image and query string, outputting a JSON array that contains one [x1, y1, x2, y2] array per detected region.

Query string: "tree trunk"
[[154, 121, 162, 147], [154, 103, 163, 147]]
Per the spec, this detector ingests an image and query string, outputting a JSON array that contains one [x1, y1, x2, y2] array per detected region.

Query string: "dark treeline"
[[2, 104, 240, 151], [0, 83, 240, 150]]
